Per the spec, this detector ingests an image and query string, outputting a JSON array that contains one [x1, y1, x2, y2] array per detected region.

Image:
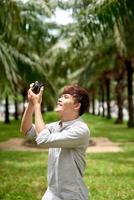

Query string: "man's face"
[[55, 93, 79, 116]]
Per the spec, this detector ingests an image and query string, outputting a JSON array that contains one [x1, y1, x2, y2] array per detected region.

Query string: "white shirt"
[[27, 117, 90, 200]]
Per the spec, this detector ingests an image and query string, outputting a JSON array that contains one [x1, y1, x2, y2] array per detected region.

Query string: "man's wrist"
[[27, 102, 34, 111], [34, 103, 41, 110], [28, 102, 33, 107]]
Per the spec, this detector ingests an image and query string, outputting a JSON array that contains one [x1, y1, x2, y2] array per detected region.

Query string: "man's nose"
[[58, 98, 62, 103], [58, 97, 62, 103]]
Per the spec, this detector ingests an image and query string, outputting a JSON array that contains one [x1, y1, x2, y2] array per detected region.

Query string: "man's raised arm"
[[20, 102, 34, 134]]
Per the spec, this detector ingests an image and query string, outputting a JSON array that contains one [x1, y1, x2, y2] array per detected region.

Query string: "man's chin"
[[54, 107, 61, 112]]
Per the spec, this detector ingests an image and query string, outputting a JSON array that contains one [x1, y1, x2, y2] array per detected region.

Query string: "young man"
[[20, 84, 90, 200]]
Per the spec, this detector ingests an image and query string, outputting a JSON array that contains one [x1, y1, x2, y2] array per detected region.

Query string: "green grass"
[[0, 151, 47, 200], [85, 151, 134, 200], [0, 120, 21, 142], [0, 151, 133, 200], [0, 112, 134, 200], [83, 113, 134, 143]]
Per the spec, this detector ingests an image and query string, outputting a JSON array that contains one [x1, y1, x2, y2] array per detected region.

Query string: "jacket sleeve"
[[26, 123, 55, 140], [36, 124, 90, 148], [26, 124, 36, 139]]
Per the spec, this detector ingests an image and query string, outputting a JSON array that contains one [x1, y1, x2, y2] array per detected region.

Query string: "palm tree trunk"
[[101, 84, 105, 117], [5, 95, 10, 124], [14, 94, 18, 120], [92, 93, 95, 115], [115, 77, 124, 124], [98, 86, 101, 116], [41, 98, 45, 113], [22, 89, 27, 115], [125, 60, 134, 127], [106, 79, 111, 119], [88, 95, 91, 114]]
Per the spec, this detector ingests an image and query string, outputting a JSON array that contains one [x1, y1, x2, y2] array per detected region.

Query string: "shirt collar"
[[59, 117, 82, 128]]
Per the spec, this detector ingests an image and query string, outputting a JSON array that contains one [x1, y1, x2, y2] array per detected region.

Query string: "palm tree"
[[114, 55, 126, 123], [71, 0, 134, 127], [0, 0, 59, 122]]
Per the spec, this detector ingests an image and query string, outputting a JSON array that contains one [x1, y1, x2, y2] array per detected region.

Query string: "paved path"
[[0, 137, 122, 153], [86, 137, 122, 153]]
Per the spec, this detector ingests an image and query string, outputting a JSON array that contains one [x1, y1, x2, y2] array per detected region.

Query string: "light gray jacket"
[[27, 117, 90, 200]]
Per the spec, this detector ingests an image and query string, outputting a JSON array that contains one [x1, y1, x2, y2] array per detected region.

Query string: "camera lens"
[[31, 81, 43, 94]]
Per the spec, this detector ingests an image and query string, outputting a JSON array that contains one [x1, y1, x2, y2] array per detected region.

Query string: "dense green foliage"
[[0, 0, 134, 126]]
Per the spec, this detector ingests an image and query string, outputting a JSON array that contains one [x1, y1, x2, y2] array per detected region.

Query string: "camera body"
[[31, 81, 44, 94]]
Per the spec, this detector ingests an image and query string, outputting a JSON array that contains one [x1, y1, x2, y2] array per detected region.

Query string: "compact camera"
[[31, 81, 44, 94]]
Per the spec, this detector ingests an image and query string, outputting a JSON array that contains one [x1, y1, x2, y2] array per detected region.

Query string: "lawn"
[[0, 112, 134, 200], [0, 119, 21, 142], [83, 113, 134, 143]]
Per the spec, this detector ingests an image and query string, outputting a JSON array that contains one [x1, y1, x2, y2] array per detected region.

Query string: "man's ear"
[[74, 102, 81, 111]]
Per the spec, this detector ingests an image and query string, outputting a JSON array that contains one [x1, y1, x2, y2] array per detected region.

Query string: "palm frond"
[[81, 0, 134, 33], [0, 41, 18, 88]]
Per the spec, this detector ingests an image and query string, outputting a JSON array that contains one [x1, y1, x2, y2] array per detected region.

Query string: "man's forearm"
[[20, 103, 34, 134], [34, 104, 46, 135]]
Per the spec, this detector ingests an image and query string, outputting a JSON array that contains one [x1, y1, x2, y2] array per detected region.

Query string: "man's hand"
[[28, 85, 44, 107]]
